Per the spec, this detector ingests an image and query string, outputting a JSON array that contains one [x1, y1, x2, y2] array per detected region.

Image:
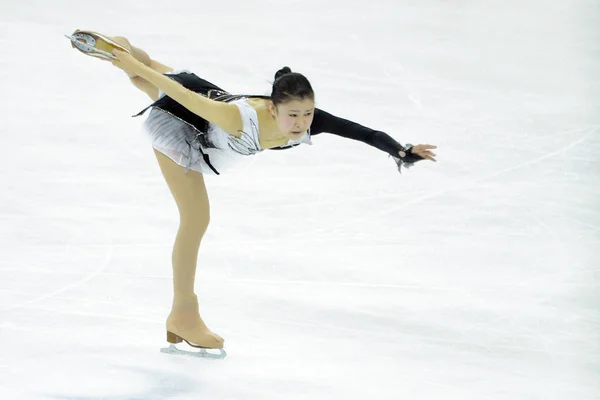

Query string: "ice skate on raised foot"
[[65, 29, 130, 60], [159, 295, 226, 359]]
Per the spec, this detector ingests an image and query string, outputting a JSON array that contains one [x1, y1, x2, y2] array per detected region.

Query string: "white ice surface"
[[0, 0, 599, 399]]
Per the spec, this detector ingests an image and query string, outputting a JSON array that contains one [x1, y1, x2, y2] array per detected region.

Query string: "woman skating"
[[67, 30, 437, 354]]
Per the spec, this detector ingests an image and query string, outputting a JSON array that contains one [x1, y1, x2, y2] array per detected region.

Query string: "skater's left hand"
[[399, 144, 437, 162]]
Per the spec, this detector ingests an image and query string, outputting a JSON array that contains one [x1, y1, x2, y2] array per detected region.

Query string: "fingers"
[[417, 152, 436, 162], [418, 148, 437, 157], [112, 49, 136, 62], [407, 144, 437, 162], [414, 147, 437, 162], [112, 49, 140, 71]]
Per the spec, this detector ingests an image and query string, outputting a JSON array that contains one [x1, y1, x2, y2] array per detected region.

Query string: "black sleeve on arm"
[[310, 108, 405, 157]]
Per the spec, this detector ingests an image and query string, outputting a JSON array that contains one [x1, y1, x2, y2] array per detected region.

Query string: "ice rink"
[[1, 0, 599, 399]]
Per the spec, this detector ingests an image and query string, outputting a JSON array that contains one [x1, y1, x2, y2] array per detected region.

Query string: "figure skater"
[[66, 31, 437, 355]]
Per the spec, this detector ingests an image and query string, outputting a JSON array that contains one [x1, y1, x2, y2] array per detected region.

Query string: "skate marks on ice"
[[39, 364, 197, 400], [278, 125, 599, 241], [225, 121, 598, 246], [1, 216, 115, 313], [227, 289, 589, 359]]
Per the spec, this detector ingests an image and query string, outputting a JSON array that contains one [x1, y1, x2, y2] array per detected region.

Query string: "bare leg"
[[153, 149, 223, 349]]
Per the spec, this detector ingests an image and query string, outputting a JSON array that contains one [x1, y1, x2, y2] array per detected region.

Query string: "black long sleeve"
[[309, 108, 405, 157]]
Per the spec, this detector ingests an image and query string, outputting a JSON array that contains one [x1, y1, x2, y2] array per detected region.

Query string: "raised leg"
[[107, 35, 173, 100]]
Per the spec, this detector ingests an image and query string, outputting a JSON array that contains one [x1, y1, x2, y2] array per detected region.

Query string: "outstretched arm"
[[310, 108, 437, 164], [111, 50, 243, 137]]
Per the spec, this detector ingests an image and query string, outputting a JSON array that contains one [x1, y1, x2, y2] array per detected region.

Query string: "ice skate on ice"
[[159, 295, 226, 359], [65, 30, 130, 60], [160, 331, 227, 359]]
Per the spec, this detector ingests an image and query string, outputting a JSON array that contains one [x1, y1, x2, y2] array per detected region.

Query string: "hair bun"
[[270, 67, 314, 105], [274, 66, 292, 81]]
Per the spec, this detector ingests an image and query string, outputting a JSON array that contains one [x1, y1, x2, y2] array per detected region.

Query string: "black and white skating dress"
[[134, 70, 410, 175]]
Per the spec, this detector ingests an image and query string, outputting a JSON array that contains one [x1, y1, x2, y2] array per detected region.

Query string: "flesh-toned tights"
[[111, 35, 223, 348]]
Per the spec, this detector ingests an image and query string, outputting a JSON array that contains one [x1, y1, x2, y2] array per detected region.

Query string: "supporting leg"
[[153, 149, 224, 349]]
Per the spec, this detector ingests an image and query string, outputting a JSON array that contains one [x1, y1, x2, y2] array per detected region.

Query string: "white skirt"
[[143, 106, 245, 175]]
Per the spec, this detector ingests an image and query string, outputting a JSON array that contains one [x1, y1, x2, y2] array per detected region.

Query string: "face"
[[270, 98, 315, 139]]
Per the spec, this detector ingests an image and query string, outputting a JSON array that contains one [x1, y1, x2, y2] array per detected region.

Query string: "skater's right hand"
[[111, 49, 138, 76]]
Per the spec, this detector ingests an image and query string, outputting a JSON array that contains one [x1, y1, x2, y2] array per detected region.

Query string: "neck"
[[250, 98, 290, 148]]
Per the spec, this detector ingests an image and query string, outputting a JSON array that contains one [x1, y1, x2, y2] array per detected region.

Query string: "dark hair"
[[270, 66, 314, 106]]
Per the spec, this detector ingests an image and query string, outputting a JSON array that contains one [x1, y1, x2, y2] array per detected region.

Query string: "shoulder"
[[310, 108, 343, 135], [208, 101, 244, 136], [229, 97, 260, 133], [231, 97, 258, 120]]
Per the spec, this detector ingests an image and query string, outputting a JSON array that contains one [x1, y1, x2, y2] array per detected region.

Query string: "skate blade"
[[65, 30, 129, 61], [160, 344, 227, 359]]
